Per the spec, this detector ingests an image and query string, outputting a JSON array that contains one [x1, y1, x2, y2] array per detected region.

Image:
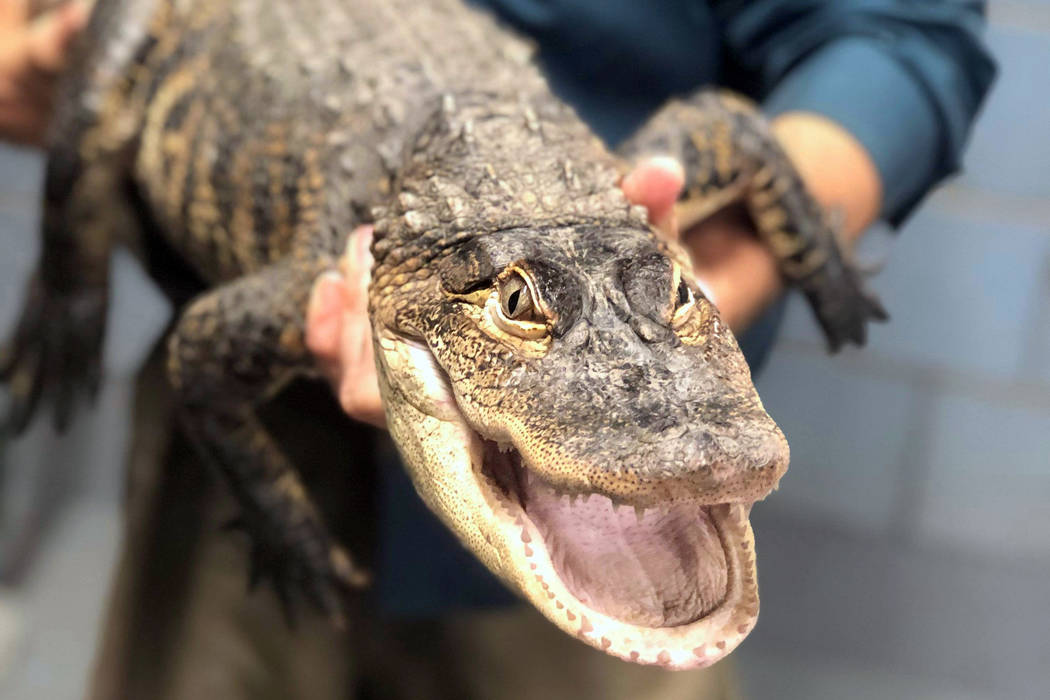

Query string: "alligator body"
[[1, 0, 884, 669]]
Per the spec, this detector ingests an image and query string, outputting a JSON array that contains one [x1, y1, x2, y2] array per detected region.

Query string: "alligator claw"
[[803, 272, 888, 352], [224, 511, 366, 628], [1, 272, 107, 435]]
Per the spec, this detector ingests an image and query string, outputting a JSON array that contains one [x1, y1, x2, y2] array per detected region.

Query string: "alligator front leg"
[[620, 90, 887, 351], [167, 259, 368, 623]]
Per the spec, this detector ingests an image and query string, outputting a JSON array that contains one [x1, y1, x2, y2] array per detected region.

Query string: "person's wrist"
[[770, 111, 882, 240]]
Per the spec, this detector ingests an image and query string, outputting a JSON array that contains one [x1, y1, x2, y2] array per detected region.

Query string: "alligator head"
[[367, 94, 789, 669]]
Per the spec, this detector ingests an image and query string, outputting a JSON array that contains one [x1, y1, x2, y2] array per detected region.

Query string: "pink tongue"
[[523, 476, 727, 628]]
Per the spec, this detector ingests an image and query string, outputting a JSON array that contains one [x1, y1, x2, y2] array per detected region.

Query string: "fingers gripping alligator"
[[0, 0, 885, 669]]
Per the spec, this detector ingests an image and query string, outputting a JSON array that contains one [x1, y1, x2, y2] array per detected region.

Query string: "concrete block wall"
[[1, 2, 1048, 697], [1, 147, 168, 700], [740, 4, 1050, 698]]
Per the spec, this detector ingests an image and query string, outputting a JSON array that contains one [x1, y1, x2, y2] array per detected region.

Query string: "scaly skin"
[[1, 0, 883, 669]]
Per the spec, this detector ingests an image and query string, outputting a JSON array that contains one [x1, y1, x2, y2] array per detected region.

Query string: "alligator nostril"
[[614, 364, 647, 392]]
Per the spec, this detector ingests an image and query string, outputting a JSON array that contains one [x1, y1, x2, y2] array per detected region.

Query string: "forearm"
[[685, 112, 882, 332]]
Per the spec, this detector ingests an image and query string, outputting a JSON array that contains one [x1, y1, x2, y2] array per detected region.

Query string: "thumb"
[[621, 156, 685, 239]]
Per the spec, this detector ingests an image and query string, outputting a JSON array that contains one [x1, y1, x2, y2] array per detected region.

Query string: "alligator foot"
[[620, 89, 888, 351], [1, 272, 107, 434], [169, 258, 368, 626]]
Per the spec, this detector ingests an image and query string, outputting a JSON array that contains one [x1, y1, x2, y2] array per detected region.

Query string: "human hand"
[[305, 157, 692, 428], [306, 228, 387, 428], [0, 1, 89, 145]]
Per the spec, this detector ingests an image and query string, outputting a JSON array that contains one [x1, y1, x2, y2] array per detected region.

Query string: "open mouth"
[[374, 332, 765, 669], [482, 441, 731, 628], [473, 438, 759, 669]]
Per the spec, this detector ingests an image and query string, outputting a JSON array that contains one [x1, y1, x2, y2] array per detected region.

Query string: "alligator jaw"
[[376, 332, 762, 669], [472, 437, 760, 669]]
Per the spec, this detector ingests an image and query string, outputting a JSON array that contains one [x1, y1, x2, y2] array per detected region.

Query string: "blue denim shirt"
[[377, 0, 996, 615]]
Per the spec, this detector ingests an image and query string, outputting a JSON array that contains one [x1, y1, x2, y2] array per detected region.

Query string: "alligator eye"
[[500, 272, 537, 321], [676, 279, 693, 308], [672, 274, 703, 330], [490, 268, 548, 342]]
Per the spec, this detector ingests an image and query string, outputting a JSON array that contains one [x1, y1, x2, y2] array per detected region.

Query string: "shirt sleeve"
[[712, 0, 997, 225]]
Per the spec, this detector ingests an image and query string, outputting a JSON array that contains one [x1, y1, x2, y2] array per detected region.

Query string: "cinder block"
[[0, 209, 40, 332], [917, 391, 1050, 558], [754, 349, 917, 533], [0, 146, 44, 202], [104, 250, 171, 377], [737, 648, 998, 700], [960, 26, 1050, 199], [748, 514, 1050, 699]]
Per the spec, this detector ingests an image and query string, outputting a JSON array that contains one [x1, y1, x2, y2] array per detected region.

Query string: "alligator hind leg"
[[0, 162, 123, 434], [0, 0, 165, 432], [0, 106, 139, 434], [620, 90, 887, 351], [168, 258, 368, 623]]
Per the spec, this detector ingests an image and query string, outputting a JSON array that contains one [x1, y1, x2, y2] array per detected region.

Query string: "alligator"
[[0, 0, 885, 670]]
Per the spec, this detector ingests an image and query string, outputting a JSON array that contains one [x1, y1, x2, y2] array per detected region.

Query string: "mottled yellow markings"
[[759, 223, 807, 261], [164, 97, 205, 222], [781, 248, 829, 278], [196, 312, 218, 339], [754, 205, 788, 236], [717, 89, 756, 114], [750, 165, 774, 190], [192, 114, 233, 275], [292, 137, 326, 237], [79, 77, 136, 161], [265, 122, 294, 260], [749, 170, 792, 212], [76, 1, 187, 161], [747, 187, 774, 211], [149, 0, 175, 33], [139, 61, 202, 202], [144, 4, 181, 69], [187, 0, 224, 30], [689, 129, 709, 156], [307, 144, 326, 191], [230, 138, 258, 273], [279, 325, 305, 355], [675, 179, 746, 232], [713, 120, 733, 184]]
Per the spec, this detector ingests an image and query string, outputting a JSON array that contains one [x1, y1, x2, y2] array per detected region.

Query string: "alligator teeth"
[[634, 505, 647, 522]]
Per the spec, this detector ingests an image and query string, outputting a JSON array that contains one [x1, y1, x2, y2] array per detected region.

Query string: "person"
[[0, 0, 87, 145], [1, 1, 994, 698]]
